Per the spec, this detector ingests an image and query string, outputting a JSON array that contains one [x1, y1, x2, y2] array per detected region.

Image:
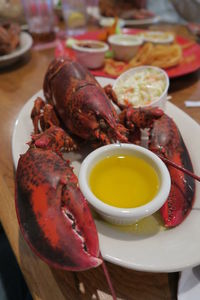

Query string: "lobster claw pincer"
[[15, 128, 101, 271]]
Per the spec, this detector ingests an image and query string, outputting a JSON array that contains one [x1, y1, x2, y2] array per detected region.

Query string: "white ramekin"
[[72, 40, 109, 69], [113, 65, 170, 110], [141, 31, 175, 44], [78, 143, 171, 225], [108, 34, 143, 61]]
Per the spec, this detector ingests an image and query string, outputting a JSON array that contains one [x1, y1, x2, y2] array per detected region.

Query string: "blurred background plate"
[[99, 15, 160, 27], [86, 5, 160, 27], [0, 32, 32, 68]]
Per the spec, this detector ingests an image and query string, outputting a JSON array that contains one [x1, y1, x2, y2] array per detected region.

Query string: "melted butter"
[[93, 210, 166, 236], [110, 212, 166, 235], [89, 154, 159, 209]]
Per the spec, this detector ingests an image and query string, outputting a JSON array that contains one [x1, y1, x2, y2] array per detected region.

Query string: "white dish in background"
[[86, 6, 160, 27], [141, 31, 175, 44], [108, 34, 143, 61], [72, 40, 109, 69], [99, 15, 161, 28], [122, 15, 161, 26], [0, 32, 33, 68], [12, 77, 200, 273]]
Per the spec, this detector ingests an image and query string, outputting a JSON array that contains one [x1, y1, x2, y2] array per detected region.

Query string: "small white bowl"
[[108, 34, 143, 62], [79, 143, 171, 225], [72, 40, 109, 69], [113, 65, 169, 110], [141, 31, 174, 44]]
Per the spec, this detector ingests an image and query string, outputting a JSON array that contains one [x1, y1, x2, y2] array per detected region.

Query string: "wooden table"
[[0, 24, 200, 300]]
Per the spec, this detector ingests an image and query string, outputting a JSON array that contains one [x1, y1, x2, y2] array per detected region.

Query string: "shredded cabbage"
[[114, 68, 166, 107]]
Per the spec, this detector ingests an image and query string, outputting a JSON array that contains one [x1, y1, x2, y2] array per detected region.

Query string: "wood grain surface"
[[0, 24, 200, 300]]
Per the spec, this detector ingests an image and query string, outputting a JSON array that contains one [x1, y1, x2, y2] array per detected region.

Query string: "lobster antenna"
[[158, 155, 200, 182], [100, 253, 117, 300]]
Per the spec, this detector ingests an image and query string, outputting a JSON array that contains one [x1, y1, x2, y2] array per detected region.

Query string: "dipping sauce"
[[114, 67, 166, 107], [89, 155, 159, 208], [109, 34, 142, 45], [77, 41, 104, 49]]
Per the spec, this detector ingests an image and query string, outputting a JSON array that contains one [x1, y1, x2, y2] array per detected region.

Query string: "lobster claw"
[[149, 114, 195, 227], [15, 147, 101, 271]]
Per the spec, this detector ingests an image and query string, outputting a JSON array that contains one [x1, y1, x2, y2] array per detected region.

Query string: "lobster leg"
[[31, 97, 61, 134], [119, 106, 164, 144]]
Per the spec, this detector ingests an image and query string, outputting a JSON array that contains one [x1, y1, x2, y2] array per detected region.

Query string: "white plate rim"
[[12, 77, 200, 273], [0, 32, 33, 63], [122, 15, 160, 26]]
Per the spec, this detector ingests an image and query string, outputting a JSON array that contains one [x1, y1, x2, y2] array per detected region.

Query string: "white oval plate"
[[12, 77, 200, 273], [0, 32, 33, 68]]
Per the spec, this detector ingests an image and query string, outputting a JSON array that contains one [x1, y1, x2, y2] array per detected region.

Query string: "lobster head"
[[43, 57, 128, 146]]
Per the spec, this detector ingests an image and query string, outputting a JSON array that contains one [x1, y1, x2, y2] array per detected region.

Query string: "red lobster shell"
[[15, 125, 101, 271], [43, 57, 128, 146], [119, 104, 195, 227], [149, 114, 195, 227]]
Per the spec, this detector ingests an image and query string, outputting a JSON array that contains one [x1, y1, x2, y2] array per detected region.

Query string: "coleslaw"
[[114, 67, 167, 107]]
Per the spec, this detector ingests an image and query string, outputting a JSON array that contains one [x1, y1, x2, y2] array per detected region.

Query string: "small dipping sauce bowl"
[[79, 144, 171, 225], [108, 34, 143, 61], [72, 40, 109, 69], [140, 31, 175, 44], [113, 65, 169, 110]]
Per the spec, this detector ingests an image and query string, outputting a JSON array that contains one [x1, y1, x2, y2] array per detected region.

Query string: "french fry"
[[104, 42, 183, 76]]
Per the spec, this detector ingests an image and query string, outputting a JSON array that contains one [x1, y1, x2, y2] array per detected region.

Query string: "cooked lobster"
[[43, 57, 128, 146], [15, 120, 102, 271], [15, 57, 196, 279]]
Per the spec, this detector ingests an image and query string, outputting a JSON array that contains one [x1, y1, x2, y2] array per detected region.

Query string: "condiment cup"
[[113, 65, 169, 110], [72, 40, 109, 69], [141, 31, 174, 44], [78, 143, 171, 225], [108, 34, 143, 61]]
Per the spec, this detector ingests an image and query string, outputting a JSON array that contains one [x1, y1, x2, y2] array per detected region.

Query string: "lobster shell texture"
[[15, 126, 101, 271], [43, 57, 128, 146]]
